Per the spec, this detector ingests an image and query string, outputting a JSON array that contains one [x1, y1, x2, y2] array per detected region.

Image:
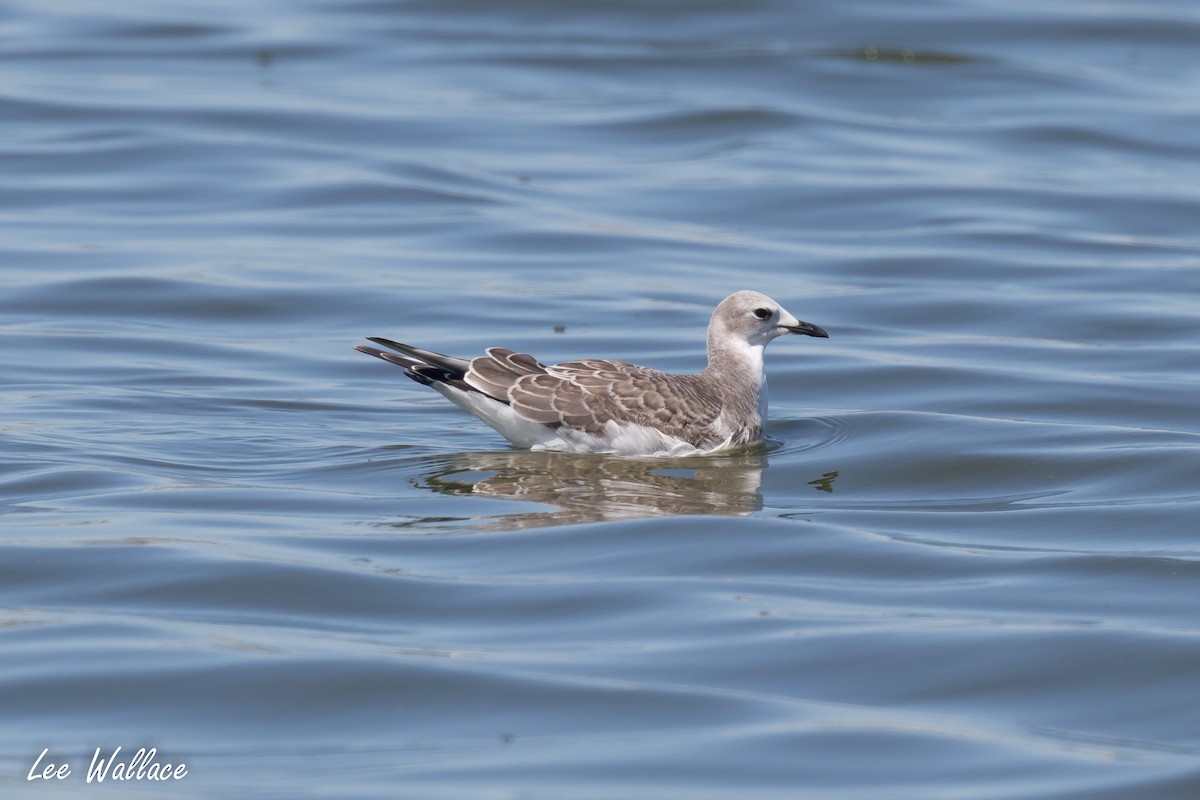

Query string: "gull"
[[355, 290, 828, 456]]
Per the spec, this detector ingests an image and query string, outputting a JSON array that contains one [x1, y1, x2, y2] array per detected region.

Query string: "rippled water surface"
[[3, 0, 1199, 797]]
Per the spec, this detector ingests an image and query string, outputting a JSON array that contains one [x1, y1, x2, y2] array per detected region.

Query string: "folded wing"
[[466, 349, 723, 445]]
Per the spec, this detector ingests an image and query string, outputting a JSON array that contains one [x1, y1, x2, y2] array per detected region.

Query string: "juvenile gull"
[[355, 290, 828, 456]]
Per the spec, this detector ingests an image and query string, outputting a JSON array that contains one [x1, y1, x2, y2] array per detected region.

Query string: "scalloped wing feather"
[[462, 352, 726, 447]]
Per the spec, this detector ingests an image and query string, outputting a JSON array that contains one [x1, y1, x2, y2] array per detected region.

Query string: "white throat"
[[726, 336, 768, 416]]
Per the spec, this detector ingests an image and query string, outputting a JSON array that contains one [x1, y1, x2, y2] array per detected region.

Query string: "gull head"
[[710, 290, 829, 350]]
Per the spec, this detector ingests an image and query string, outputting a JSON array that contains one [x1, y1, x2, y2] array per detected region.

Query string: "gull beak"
[[783, 319, 829, 338]]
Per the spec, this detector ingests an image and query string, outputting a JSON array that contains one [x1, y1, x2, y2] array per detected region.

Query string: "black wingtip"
[[365, 336, 409, 353], [355, 344, 398, 361]]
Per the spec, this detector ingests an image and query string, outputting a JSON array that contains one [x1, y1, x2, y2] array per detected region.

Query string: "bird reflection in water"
[[414, 449, 771, 528]]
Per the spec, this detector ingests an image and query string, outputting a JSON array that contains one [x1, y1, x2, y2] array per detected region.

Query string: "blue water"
[[3, 0, 1199, 797]]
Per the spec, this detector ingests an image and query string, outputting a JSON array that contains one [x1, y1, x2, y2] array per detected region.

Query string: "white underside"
[[433, 384, 741, 457], [539, 420, 731, 457]]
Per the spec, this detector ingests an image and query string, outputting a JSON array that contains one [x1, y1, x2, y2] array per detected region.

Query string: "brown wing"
[[464, 349, 723, 445]]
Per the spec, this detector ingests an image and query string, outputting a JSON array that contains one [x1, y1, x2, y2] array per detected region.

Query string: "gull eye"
[[753, 307, 772, 320]]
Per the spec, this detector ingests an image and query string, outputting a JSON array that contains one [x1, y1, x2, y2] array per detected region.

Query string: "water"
[[3, 0, 1199, 797]]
